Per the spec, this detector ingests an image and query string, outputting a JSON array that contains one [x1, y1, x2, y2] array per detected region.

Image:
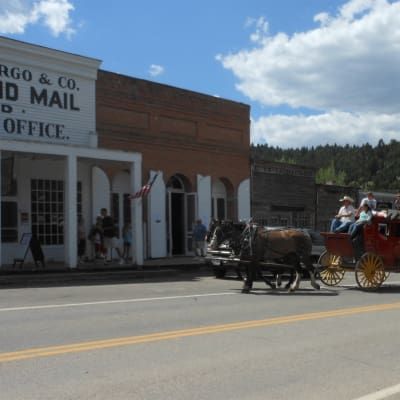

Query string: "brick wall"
[[96, 70, 250, 192]]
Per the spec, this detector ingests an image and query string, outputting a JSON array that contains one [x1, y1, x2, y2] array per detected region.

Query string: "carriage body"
[[319, 215, 400, 289], [205, 222, 245, 278]]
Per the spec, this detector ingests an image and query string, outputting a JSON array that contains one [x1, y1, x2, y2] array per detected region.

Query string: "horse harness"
[[241, 224, 302, 261]]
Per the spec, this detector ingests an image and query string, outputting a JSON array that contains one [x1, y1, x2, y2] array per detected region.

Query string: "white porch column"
[[197, 174, 211, 227], [149, 171, 166, 258], [238, 178, 251, 221], [65, 154, 78, 268], [131, 161, 143, 265], [0, 150, 2, 268]]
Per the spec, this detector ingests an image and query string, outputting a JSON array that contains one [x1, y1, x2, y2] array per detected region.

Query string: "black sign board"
[[13, 233, 45, 269]]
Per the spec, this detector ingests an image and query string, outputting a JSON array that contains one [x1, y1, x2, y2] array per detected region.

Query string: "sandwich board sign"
[[13, 233, 45, 268]]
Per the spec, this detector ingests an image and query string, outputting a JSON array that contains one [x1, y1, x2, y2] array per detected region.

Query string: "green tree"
[[315, 161, 347, 185]]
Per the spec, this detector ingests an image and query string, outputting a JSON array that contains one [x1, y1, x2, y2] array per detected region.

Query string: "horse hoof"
[[312, 282, 320, 290]]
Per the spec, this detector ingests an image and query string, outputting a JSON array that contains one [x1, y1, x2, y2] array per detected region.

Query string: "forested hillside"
[[251, 139, 400, 191]]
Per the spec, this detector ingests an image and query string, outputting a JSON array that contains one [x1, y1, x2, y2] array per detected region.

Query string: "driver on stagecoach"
[[330, 196, 356, 233]]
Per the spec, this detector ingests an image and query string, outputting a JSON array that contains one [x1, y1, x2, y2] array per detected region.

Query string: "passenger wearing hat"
[[330, 196, 356, 233]]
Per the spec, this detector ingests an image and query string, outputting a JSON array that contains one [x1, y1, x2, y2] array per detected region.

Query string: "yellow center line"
[[2, 301, 400, 363]]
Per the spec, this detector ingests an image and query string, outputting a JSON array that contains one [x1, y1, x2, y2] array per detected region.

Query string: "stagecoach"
[[319, 212, 400, 290]]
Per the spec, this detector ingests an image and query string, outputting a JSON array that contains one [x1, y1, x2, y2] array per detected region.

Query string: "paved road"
[[1, 270, 400, 400]]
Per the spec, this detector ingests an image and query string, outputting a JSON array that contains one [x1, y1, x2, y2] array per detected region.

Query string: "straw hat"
[[339, 196, 354, 203]]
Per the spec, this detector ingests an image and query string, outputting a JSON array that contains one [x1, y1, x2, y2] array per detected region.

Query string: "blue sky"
[[1, 0, 400, 148]]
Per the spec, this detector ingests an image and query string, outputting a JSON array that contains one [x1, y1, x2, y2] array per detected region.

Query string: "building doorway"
[[212, 178, 232, 221], [166, 174, 195, 256]]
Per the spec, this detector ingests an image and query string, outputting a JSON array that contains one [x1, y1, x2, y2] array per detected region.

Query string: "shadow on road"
[[230, 287, 339, 296], [0, 267, 215, 290], [344, 284, 400, 293]]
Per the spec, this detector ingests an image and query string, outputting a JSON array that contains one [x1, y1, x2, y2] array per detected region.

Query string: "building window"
[[1, 156, 17, 196], [123, 194, 131, 225], [1, 201, 18, 242], [111, 193, 120, 237], [31, 179, 64, 245], [293, 212, 313, 229], [31, 179, 82, 245], [217, 198, 226, 221], [77, 181, 82, 217]]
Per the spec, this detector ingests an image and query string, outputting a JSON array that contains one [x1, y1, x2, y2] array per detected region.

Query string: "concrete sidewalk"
[[0, 257, 210, 286]]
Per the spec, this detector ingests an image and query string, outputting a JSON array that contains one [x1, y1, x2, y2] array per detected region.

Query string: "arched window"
[[167, 175, 184, 191]]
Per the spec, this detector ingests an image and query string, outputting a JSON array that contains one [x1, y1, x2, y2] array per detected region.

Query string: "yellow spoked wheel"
[[383, 271, 390, 282], [355, 253, 385, 290], [318, 251, 345, 286]]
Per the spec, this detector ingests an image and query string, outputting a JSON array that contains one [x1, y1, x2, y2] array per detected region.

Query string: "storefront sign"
[[0, 39, 99, 147]]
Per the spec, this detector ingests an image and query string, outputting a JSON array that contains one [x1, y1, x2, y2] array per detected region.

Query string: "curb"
[[0, 263, 211, 287]]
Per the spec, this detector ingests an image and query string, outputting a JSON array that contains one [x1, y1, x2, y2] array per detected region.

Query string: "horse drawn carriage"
[[319, 212, 400, 290], [206, 221, 320, 292], [205, 221, 246, 278]]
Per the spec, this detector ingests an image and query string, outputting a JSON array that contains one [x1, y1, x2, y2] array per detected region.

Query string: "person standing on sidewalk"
[[100, 208, 124, 264], [122, 222, 133, 264], [77, 216, 87, 264], [193, 219, 207, 257]]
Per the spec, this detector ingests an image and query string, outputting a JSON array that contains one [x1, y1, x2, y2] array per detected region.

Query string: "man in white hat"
[[330, 196, 356, 233]]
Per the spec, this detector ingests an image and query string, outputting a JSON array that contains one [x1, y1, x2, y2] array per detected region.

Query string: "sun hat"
[[339, 196, 354, 203]]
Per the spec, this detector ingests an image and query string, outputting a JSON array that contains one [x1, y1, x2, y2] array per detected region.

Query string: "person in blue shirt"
[[122, 222, 132, 264], [348, 203, 372, 239], [193, 219, 207, 257], [356, 192, 377, 216]]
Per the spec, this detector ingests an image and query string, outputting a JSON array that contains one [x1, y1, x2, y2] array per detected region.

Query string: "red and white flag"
[[130, 173, 158, 199]]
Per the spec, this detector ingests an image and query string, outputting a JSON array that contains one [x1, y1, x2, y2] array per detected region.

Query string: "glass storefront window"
[[31, 179, 82, 245], [1, 201, 18, 242]]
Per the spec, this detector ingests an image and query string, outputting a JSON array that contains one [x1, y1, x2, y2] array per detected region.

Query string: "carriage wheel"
[[355, 253, 385, 290], [318, 251, 345, 286], [383, 271, 390, 282]]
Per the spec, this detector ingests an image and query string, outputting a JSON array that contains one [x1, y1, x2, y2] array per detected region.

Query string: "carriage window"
[[378, 224, 388, 236]]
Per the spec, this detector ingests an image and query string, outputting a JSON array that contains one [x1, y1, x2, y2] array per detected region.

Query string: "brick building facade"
[[96, 71, 251, 258]]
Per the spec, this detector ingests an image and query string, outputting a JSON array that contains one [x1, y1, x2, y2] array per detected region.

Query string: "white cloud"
[[218, 0, 400, 146], [252, 111, 400, 148], [244, 16, 269, 44], [148, 64, 165, 77], [0, 0, 76, 37]]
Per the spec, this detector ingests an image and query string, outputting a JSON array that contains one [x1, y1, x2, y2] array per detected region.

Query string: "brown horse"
[[241, 225, 320, 293], [209, 222, 320, 292]]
